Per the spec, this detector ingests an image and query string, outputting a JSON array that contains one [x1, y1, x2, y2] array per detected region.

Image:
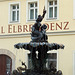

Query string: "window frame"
[[73, 51, 75, 75], [45, 0, 59, 21], [6, 56, 12, 75], [26, 0, 39, 22], [29, 2, 38, 20], [48, 0, 57, 19], [9, 2, 20, 24], [73, 0, 75, 19]]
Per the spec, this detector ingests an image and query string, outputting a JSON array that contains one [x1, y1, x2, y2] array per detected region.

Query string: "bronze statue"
[[12, 61, 27, 75], [14, 7, 64, 75], [31, 7, 48, 42]]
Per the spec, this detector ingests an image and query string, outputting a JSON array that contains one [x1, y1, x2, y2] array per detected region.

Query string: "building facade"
[[0, 0, 75, 75]]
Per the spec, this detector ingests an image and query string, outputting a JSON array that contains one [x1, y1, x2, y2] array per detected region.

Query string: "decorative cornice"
[[47, 31, 75, 36], [0, 31, 75, 38]]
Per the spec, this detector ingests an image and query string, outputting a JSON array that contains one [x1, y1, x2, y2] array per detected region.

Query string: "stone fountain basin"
[[14, 42, 64, 50]]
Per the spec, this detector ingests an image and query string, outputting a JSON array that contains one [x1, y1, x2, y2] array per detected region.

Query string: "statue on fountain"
[[30, 7, 49, 70], [31, 7, 48, 42], [14, 7, 64, 75]]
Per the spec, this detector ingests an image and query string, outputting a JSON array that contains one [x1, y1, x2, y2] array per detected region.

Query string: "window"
[[28, 2, 38, 20], [28, 52, 58, 69], [73, 0, 75, 19], [6, 57, 12, 75], [46, 52, 58, 69], [46, 0, 58, 20], [9, 2, 20, 23], [28, 53, 32, 69], [26, 0, 39, 22], [73, 51, 75, 75]]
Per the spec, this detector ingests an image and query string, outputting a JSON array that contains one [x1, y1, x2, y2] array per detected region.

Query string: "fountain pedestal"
[[14, 42, 64, 75]]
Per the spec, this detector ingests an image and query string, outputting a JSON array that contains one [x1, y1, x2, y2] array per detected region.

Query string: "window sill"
[[26, 19, 36, 23], [8, 21, 20, 24], [45, 18, 59, 22]]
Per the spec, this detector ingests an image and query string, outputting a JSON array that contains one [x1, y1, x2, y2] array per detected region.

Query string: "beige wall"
[[0, 0, 75, 75], [0, 34, 75, 75], [0, 0, 75, 35]]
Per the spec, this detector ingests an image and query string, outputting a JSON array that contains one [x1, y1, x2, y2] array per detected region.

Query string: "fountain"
[[13, 7, 64, 75]]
